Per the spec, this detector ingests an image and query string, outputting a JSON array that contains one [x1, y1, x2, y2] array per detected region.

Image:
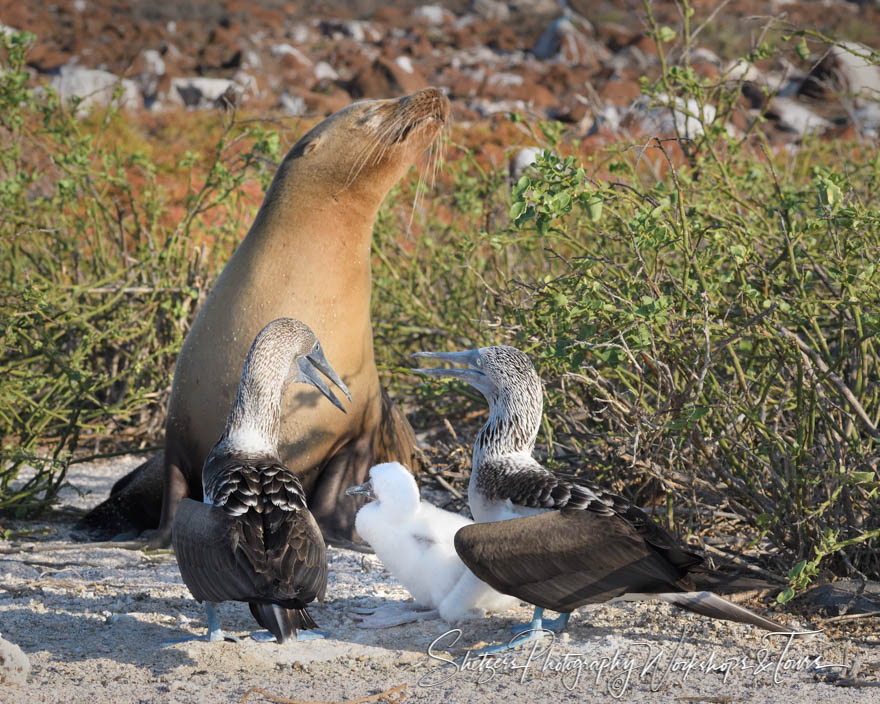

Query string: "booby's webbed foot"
[[477, 626, 549, 656], [355, 603, 439, 629], [510, 608, 571, 634], [250, 629, 328, 643], [162, 602, 241, 645], [475, 606, 554, 656]]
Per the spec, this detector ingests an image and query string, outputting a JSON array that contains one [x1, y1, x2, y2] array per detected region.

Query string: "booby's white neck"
[[471, 386, 542, 470]]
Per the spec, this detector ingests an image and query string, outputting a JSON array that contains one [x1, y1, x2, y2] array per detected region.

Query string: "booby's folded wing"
[[212, 456, 328, 604], [454, 510, 691, 614], [172, 498, 264, 604], [476, 458, 627, 514], [477, 459, 703, 565]]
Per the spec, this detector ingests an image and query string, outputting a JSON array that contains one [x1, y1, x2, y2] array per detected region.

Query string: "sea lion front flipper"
[[141, 457, 190, 548], [72, 452, 165, 541]]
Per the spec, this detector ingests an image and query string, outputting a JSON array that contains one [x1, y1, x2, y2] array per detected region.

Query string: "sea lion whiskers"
[[342, 111, 408, 190], [345, 99, 428, 186], [411, 118, 449, 221], [344, 97, 445, 191], [344, 117, 397, 187]]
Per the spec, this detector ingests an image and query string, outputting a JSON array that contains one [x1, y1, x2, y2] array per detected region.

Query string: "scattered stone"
[[533, 15, 607, 67], [638, 94, 717, 139], [412, 5, 455, 25], [0, 634, 30, 685], [347, 57, 427, 99], [800, 579, 880, 616], [765, 96, 834, 136], [800, 41, 880, 107], [509, 146, 541, 182], [470, 0, 510, 23], [167, 76, 243, 110], [49, 64, 140, 115]]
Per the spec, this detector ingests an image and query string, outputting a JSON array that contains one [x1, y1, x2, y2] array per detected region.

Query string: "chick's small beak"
[[345, 481, 376, 500]]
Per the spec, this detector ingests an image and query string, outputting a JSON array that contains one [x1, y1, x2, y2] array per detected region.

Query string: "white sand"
[[0, 456, 876, 703]]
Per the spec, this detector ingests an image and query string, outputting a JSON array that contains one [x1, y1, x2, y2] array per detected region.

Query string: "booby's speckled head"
[[220, 318, 353, 455], [412, 346, 540, 405], [412, 346, 543, 459], [345, 462, 420, 519]]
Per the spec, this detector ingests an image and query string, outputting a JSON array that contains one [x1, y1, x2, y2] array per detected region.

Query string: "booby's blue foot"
[[477, 625, 549, 656], [295, 629, 328, 641], [161, 602, 241, 645], [250, 629, 328, 643], [510, 607, 571, 636]]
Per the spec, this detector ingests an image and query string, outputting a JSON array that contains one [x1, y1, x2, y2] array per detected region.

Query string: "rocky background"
[[1, 0, 879, 145]]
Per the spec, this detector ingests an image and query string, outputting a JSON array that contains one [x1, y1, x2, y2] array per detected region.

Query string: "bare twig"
[[240, 683, 407, 704], [819, 610, 880, 626], [776, 326, 880, 439], [702, 544, 787, 584]]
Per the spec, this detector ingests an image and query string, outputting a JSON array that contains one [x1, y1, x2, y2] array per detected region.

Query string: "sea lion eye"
[[289, 137, 320, 160]]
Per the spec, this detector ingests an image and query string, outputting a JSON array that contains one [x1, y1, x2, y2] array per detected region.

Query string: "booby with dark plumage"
[[414, 345, 787, 651], [345, 462, 517, 627], [171, 318, 351, 644]]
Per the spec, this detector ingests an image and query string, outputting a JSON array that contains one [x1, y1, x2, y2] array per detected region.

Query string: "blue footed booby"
[[170, 318, 351, 644], [345, 462, 518, 627], [414, 345, 787, 652]]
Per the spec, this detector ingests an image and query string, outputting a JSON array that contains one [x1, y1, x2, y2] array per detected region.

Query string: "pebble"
[[0, 635, 31, 685]]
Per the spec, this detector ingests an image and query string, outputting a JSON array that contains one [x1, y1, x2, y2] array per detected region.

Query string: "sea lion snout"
[[396, 87, 450, 124]]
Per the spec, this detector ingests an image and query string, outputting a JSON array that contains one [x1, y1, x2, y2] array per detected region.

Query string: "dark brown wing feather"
[[173, 498, 258, 603], [454, 510, 698, 614], [478, 458, 703, 568], [173, 454, 327, 609]]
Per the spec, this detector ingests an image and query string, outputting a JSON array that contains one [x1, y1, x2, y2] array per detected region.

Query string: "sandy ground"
[[1, 456, 878, 703]]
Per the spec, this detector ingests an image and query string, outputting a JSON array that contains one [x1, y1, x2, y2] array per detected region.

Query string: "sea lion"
[[74, 87, 449, 546]]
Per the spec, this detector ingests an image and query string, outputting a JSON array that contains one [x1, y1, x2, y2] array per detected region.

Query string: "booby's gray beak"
[[345, 480, 376, 500], [297, 345, 353, 413], [411, 349, 492, 395]]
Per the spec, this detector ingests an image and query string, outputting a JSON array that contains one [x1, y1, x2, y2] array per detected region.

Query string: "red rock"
[[347, 56, 427, 99], [630, 33, 659, 58], [26, 42, 69, 72], [286, 85, 351, 116], [598, 78, 643, 106], [692, 60, 719, 80]]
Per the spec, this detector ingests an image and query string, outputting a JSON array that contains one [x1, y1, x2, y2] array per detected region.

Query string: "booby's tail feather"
[[660, 591, 789, 632], [248, 603, 318, 643], [689, 568, 780, 595]]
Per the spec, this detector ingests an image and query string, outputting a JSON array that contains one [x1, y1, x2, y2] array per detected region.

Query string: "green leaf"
[[550, 191, 571, 213], [848, 471, 877, 485], [776, 588, 795, 604], [795, 38, 810, 61], [788, 559, 807, 579], [509, 201, 525, 221], [657, 26, 676, 43]]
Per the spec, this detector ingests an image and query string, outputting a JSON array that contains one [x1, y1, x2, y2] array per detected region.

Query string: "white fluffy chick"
[[346, 462, 517, 627]]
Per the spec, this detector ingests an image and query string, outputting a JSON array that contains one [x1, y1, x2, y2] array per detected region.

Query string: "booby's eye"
[[475, 357, 483, 369]]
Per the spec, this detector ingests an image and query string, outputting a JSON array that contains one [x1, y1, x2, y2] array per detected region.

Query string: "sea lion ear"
[[302, 140, 319, 156]]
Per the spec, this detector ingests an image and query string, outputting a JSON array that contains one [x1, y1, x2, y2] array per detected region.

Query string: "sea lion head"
[[276, 87, 450, 205]]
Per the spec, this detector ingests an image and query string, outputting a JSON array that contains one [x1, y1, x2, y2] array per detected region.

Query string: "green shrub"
[[371, 15, 880, 593], [0, 30, 279, 514], [2, 11, 878, 601]]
